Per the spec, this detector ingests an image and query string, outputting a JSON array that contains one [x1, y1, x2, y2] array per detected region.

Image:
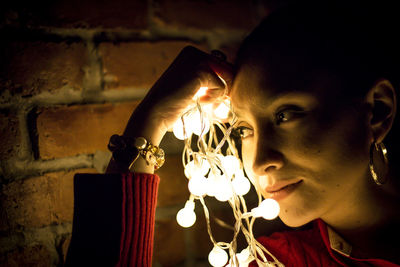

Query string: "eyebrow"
[[232, 92, 317, 116]]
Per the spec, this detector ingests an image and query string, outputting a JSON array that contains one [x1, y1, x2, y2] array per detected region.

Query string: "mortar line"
[[2, 154, 94, 182]]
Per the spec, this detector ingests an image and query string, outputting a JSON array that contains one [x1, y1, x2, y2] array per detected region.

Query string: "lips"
[[265, 180, 303, 201]]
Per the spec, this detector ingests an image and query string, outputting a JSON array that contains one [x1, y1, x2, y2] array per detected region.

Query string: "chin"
[[278, 212, 314, 228]]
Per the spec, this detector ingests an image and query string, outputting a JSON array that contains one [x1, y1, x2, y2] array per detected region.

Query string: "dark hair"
[[235, 0, 400, 176]]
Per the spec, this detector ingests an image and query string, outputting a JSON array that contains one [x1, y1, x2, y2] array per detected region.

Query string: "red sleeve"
[[65, 172, 159, 267]]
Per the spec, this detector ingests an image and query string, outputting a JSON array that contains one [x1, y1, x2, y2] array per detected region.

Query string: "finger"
[[196, 66, 226, 91], [207, 54, 235, 89], [180, 46, 234, 90], [198, 88, 225, 103]]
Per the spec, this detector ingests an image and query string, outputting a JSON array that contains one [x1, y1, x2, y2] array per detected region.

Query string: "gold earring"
[[369, 142, 389, 185]]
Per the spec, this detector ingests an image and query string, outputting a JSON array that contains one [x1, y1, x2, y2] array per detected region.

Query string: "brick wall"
[[0, 1, 284, 266]]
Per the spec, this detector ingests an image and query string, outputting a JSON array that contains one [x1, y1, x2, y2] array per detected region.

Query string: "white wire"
[[177, 96, 284, 267]]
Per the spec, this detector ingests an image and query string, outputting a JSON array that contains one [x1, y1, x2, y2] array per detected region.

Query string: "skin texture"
[[231, 47, 400, 261], [231, 62, 372, 228], [106, 46, 233, 174]]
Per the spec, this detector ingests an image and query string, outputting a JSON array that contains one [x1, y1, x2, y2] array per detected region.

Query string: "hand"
[[107, 46, 234, 174], [125, 46, 234, 145]]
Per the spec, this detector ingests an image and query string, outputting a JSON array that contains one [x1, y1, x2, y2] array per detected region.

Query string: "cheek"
[[240, 140, 257, 182]]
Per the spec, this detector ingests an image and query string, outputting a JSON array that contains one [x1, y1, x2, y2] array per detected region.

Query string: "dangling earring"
[[369, 142, 389, 185]]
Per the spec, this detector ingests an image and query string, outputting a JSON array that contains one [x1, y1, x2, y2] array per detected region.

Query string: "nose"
[[251, 136, 284, 176]]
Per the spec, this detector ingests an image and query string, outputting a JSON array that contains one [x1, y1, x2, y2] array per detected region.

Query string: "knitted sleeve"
[[65, 172, 160, 267]]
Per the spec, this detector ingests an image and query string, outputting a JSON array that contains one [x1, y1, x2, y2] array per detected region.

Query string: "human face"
[[231, 60, 372, 227]]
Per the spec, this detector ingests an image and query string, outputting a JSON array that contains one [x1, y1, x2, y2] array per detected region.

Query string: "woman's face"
[[231, 58, 373, 227]]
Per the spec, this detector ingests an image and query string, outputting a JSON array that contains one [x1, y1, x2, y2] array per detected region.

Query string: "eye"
[[233, 126, 254, 139], [275, 106, 306, 125]]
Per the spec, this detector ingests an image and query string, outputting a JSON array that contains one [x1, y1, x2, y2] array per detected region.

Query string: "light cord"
[[173, 89, 284, 267]]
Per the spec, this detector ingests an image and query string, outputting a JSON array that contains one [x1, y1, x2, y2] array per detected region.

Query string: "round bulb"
[[176, 201, 196, 228], [173, 118, 192, 140], [184, 159, 210, 178], [188, 175, 208, 196], [236, 247, 251, 264], [232, 173, 251, 196], [208, 246, 228, 267], [188, 111, 210, 136], [206, 174, 218, 197], [219, 155, 240, 179], [214, 177, 233, 202], [213, 100, 230, 119], [252, 199, 280, 220]]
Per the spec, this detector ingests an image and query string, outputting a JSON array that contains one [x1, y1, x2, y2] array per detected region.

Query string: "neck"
[[322, 174, 400, 261]]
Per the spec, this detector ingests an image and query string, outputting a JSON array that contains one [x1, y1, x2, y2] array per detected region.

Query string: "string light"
[[208, 246, 228, 267], [176, 200, 196, 228], [173, 86, 284, 266], [188, 174, 208, 196], [213, 98, 231, 119], [173, 117, 191, 140], [252, 199, 280, 220], [232, 171, 251, 196]]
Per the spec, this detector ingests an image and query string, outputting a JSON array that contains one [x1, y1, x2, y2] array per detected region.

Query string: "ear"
[[366, 79, 397, 143]]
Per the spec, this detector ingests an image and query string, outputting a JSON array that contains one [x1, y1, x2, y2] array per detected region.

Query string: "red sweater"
[[65, 172, 400, 267]]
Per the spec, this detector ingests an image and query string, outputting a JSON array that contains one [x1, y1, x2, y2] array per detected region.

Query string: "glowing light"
[[188, 175, 208, 196], [189, 111, 210, 136], [173, 117, 192, 140], [251, 198, 280, 220], [206, 173, 219, 197], [236, 247, 252, 266], [219, 155, 240, 179], [213, 99, 230, 119], [208, 246, 228, 267], [202, 103, 214, 114], [193, 86, 208, 99], [184, 159, 210, 178], [214, 177, 233, 202], [232, 172, 251, 196], [176, 200, 196, 228]]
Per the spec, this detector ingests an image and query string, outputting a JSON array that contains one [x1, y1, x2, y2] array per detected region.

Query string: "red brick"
[[37, 102, 139, 159], [153, 0, 268, 30], [3, 0, 148, 29], [156, 155, 190, 207], [99, 41, 208, 90], [0, 244, 52, 267], [0, 109, 20, 161], [0, 168, 97, 231], [0, 41, 86, 96], [153, 218, 186, 266]]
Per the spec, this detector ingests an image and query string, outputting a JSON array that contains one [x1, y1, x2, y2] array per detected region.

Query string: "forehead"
[[231, 60, 345, 113]]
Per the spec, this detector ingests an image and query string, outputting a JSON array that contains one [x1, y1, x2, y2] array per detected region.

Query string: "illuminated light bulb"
[[236, 247, 251, 266], [214, 177, 234, 202], [188, 175, 208, 196], [206, 171, 222, 197], [202, 103, 214, 114], [176, 200, 196, 228], [213, 100, 230, 119], [184, 159, 210, 178], [208, 246, 228, 267], [219, 155, 240, 179], [188, 111, 210, 136], [173, 117, 192, 140], [206, 177, 218, 197], [251, 199, 280, 220], [193, 86, 208, 99], [232, 172, 251, 196]]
